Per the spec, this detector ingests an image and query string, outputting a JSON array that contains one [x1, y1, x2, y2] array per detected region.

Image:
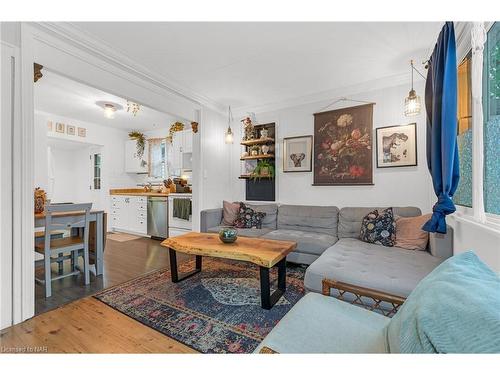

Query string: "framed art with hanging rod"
[[312, 98, 375, 186]]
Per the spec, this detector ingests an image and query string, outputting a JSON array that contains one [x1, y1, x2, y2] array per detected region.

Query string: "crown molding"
[[232, 71, 421, 116], [31, 22, 227, 114]]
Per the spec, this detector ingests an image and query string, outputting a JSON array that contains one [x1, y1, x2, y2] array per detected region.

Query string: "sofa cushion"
[[278, 205, 339, 236], [387, 251, 500, 353], [338, 207, 421, 239], [234, 203, 266, 229], [222, 201, 240, 226], [255, 292, 390, 353], [395, 214, 432, 251], [263, 229, 337, 256], [359, 207, 396, 247], [245, 203, 278, 230], [304, 238, 443, 297], [207, 226, 273, 238]]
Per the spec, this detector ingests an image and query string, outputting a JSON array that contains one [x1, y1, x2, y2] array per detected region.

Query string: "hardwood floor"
[[0, 297, 196, 353], [1, 235, 196, 353], [35, 236, 188, 315]]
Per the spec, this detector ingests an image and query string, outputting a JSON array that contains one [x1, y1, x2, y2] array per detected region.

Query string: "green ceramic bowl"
[[219, 227, 238, 243]]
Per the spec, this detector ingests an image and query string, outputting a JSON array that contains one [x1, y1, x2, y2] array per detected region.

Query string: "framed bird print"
[[283, 135, 313, 172], [376, 123, 417, 168]]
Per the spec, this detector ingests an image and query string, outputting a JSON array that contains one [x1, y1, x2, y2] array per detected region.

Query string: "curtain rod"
[[316, 97, 376, 114]]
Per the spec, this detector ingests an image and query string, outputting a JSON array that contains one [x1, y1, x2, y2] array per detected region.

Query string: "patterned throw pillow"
[[359, 207, 396, 247], [233, 203, 266, 229]]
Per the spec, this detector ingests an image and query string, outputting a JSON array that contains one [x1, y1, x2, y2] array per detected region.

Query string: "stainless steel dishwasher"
[[147, 196, 168, 239]]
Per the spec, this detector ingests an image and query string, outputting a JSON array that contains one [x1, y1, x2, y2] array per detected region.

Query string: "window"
[[93, 153, 101, 190], [454, 52, 473, 208], [483, 22, 500, 215], [149, 138, 167, 179]]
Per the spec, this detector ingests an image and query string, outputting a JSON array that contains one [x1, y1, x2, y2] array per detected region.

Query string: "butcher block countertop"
[[109, 188, 169, 197]]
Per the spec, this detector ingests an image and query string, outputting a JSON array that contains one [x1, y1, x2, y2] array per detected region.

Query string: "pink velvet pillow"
[[222, 201, 240, 226], [395, 214, 432, 251]]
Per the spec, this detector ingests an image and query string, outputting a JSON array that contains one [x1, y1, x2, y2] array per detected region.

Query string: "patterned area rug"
[[94, 258, 306, 353]]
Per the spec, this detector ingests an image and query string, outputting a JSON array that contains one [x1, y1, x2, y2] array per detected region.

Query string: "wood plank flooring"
[[1, 236, 197, 353], [35, 236, 188, 315]]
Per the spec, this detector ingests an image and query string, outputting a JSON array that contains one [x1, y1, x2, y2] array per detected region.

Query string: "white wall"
[[448, 216, 500, 272], [230, 81, 433, 213], [200, 108, 233, 212]]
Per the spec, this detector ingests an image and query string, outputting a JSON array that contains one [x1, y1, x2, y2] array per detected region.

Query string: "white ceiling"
[[70, 22, 443, 109], [35, 70, 184, 132]]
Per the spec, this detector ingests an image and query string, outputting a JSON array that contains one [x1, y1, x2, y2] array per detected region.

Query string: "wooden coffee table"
[[161, 232, 297, 309]]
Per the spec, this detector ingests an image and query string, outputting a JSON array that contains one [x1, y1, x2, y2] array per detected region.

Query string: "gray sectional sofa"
[[200, 204, 453, 298]]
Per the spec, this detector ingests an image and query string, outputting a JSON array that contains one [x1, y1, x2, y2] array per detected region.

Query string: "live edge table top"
[[161, 232, 297, 268]]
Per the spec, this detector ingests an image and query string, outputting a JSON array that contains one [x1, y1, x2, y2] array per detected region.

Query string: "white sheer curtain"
[[471, 22, 487, 222]]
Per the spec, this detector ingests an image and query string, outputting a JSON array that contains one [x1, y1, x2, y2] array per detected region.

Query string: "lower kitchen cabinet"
[[110, 195, 147, 235]]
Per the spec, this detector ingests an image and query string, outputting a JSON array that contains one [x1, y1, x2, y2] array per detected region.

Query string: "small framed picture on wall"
[[376, 123, 417, 168], [78, 127, 87, 137], [55, 122, 65, 133], [283, 135, 313, 172], [67, 125, 76, 136]]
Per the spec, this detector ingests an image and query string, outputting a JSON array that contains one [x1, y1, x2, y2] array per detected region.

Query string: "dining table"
[[34, 210, 106, 275]]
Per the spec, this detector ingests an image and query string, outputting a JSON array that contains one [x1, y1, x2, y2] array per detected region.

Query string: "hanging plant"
[[167, 121, 185, 142], [128, 131, 146, 158]]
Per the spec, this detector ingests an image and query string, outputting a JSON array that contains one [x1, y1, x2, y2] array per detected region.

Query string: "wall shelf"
[[240, 138, 275, 146], [240, 154, 275, 161]]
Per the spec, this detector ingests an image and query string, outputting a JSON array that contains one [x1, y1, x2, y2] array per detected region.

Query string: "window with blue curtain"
[[483, 22, 500, 215], [454, 53, 473, 208]]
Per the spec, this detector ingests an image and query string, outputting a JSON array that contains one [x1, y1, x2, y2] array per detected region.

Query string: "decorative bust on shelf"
[[260, 128, 269, 139]]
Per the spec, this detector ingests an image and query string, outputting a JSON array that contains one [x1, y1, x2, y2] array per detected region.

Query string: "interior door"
[[0, 43, 14, 329]]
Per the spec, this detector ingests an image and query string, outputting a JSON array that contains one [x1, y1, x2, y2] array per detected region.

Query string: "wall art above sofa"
[[313, 103, 374, 185]]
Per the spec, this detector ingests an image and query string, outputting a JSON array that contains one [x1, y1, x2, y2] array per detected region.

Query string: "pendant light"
[[225, 105, 234, 144], [404, 60, 422, 117]]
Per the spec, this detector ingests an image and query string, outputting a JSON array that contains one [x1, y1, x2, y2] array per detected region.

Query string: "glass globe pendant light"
[[225, 105, 234, 144], [404, 60, 422, 117]]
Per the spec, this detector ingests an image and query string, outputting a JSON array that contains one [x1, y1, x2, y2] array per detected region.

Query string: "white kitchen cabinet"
[[110, 195, 147, 235], [170, 130, 193, 175], [171, 132, 183, 173], [125, 140, 149, 174], [182, 129, 193, 153]]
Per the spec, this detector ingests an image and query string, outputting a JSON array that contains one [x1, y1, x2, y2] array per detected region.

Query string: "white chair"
[[35, 203, 92, 298]]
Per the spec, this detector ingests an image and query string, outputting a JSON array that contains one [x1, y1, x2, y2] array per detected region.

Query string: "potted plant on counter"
[[251, 160, 275, 181]]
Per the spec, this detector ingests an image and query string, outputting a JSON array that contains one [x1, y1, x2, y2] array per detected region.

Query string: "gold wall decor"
[[34, 63, 43, 83]]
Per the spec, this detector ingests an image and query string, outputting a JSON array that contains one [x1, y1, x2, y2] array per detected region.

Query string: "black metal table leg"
[[260, 257, 287, 310], [169, 248, 202, 283]]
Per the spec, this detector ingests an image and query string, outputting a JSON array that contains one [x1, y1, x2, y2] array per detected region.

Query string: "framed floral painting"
[[313, 104, 374, 185]]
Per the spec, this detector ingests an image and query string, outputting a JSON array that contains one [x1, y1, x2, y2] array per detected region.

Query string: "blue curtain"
[[423, 22, 460, 234]]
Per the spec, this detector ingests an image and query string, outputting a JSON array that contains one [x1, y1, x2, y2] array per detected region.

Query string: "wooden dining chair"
[[34, 203, 92, 298]]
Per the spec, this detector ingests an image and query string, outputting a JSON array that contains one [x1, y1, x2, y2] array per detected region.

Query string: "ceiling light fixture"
[[225, 106, 234, 144], [404, 60, 425, 117], [96, 101, 123, 120], [103, 104, 116, 119]]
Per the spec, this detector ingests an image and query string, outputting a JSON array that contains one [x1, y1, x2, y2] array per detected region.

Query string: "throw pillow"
[[359, 207, 396, 247], [222, 201, 240, 226], [395, 214, 432, 251], [234, 202, 266, 229]]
